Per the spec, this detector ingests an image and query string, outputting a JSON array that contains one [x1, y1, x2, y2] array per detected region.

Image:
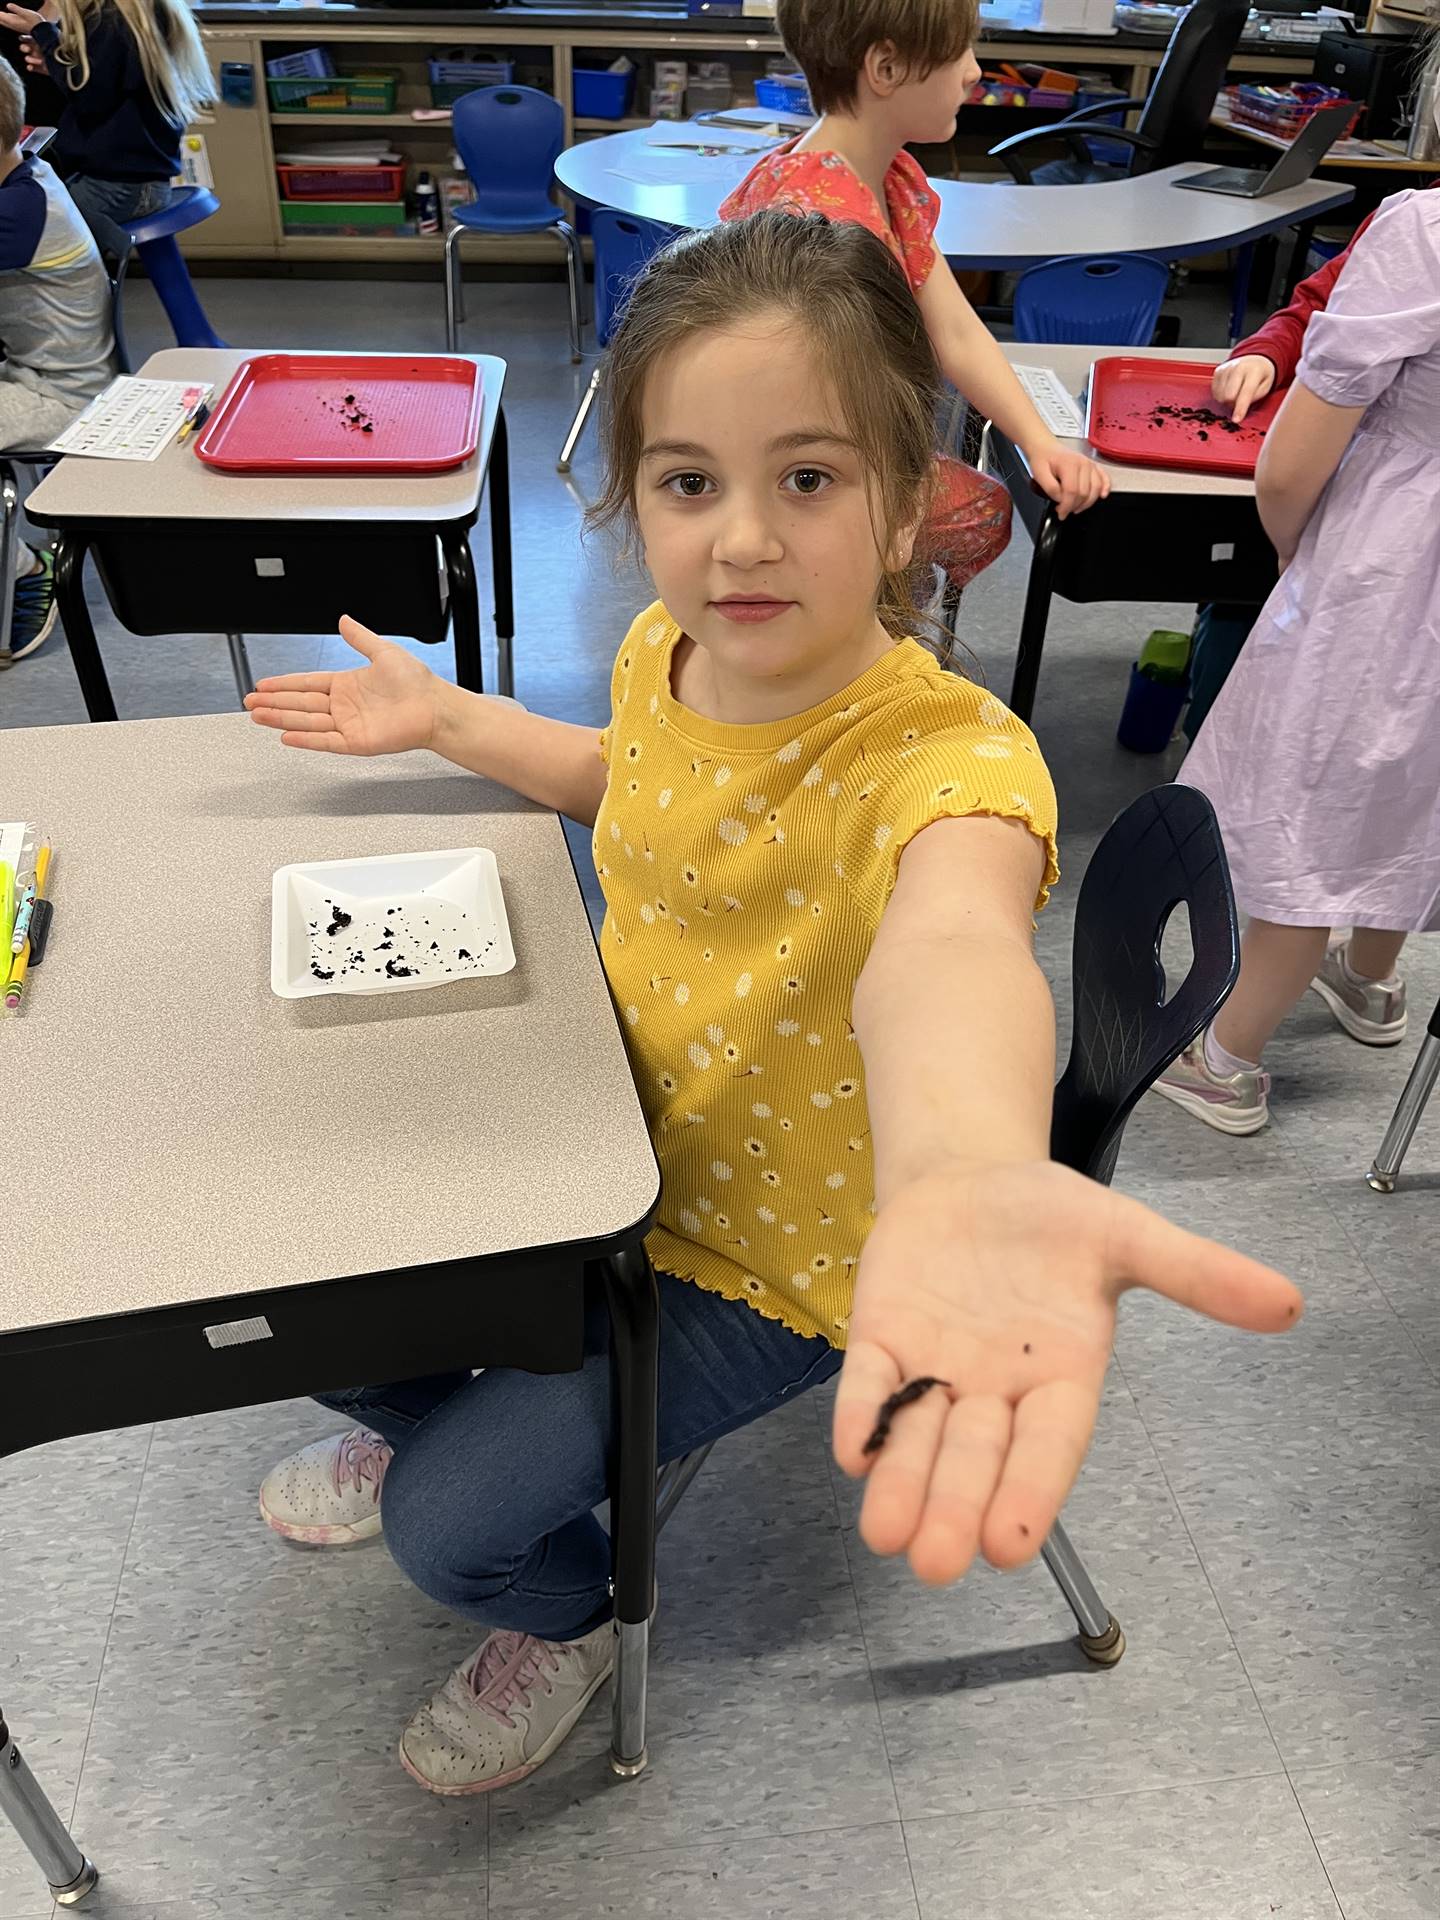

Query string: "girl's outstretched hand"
[[244, 616, 443, 757], [833, 1161, 1301, 1585], [1028, 442, 1110, 518]]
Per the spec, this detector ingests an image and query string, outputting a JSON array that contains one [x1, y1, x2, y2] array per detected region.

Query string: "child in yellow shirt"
[[245, 213, 1298, 1799]]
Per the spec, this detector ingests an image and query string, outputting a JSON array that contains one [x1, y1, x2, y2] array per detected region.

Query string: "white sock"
[[1204, 1028, 1259, 1079], [1339, 945, 1400, 992]]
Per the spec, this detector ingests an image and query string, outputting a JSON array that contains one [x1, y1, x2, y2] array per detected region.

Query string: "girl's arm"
[[914, 252, 1109, 518], [1253, 381, 1365, 567], [246, 617, 609, 828], [840, 814, 1301, 1586]]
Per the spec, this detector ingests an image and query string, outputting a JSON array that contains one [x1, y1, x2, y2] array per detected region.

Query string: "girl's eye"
[[665, 472, 714, 499], [784, 467, 832, 497]]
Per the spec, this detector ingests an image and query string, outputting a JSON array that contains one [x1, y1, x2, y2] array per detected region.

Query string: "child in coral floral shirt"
[[722, 0, 1109, 591]]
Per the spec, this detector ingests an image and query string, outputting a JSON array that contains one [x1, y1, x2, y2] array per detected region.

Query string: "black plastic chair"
[[653, 783, 1241, 1666], [991, 0, 1250, 184]]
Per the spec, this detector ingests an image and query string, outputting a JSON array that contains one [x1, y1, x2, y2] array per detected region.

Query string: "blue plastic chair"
[[445, 86, 582, 360], [119, 187, 226, 350], [556, 210, 677, 472], [1012, 255, 1170, 347]]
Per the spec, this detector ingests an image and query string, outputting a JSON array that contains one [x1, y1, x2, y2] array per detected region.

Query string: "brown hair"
[[589, 210, 943, 642], [776, 0, 979, 115], [0, 61, 23, 153]]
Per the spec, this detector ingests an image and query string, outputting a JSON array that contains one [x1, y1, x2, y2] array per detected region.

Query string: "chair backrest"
[[591, 210, 679, 347], [1134, 0, 1251, 172], [1012, 255, 1169, 346], [451, 85, 565, 222], [1051, 784, 1239, 1186]]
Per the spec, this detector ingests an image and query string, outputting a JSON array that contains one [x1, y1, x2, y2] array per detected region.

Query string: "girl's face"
[[885, 45, 981, 144], [634, 317, 908, 703]]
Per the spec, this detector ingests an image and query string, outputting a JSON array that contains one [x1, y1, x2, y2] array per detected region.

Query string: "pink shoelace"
[[464, 1632, 562, 1727], [333, 1428, 391, 1503]]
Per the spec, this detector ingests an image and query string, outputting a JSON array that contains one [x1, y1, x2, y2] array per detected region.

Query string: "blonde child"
[[1158, 189, 1440, 1134], [244, 214, 1297, 1796], [720, 0, 1109, 593], [0, 0, 213, 258]]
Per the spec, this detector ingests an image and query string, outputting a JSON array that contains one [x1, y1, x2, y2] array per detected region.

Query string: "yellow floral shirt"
[[596, 603, 1058, 1348]]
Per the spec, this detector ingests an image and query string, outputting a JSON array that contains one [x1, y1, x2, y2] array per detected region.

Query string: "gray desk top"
[[1001, 343, 1258, 499], [26, 350, 504, 527], [554, 132, 1354, 269], [2, 716, 658, 1336]]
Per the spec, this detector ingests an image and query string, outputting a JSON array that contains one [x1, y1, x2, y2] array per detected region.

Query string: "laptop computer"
[[1176, 101, 1354, 199]]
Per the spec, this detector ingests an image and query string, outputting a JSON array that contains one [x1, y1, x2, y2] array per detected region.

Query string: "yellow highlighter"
[[4, 844, 51, 1016]]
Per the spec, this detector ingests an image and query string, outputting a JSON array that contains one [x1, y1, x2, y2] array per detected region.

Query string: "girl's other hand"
[[18, 33, 45, 73], [833, 1161, 1301, 1586], [1212, 354, 1276, 424], [244, 616, 444, 756], [0, 4, 57, 35], [1028, 442, 1110, 518]]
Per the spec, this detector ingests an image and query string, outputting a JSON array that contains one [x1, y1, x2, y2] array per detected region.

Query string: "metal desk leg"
[[1229, 242, 1255, 345], [53, 532, 118, 722], [0, 1702, 99, 1906], [1281, 219, 1317, 303], [488, 405, 515, 698], [601, 1243, 660, 1779], [441, 526, 484, 696], [1368, 995, 1440, 1193], [1008, 506, 1061, 726], [1041, 1520, 1125, 1666]]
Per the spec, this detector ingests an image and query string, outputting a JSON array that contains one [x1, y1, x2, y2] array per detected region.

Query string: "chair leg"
[[1367, 1011, 1440, 1193], [225, 632, 255, 704], [0, 464, 21, 664], [444, 224, 465, 352], [555, 220, 583, 363], [1041, 1519, 1125, 1666], [557, 367, 602, 473], [655, 1443, 714, 1535], [134, 236, 225, 351], [0, 1702, 100, 1906]]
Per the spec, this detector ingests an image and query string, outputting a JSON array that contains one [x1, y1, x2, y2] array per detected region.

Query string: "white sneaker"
[[1310, 941, 1408, 1046], [399, 1623, 614, 1796], [258, 1426, 392, 1546]]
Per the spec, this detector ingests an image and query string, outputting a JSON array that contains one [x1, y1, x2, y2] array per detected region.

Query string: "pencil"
[[4, 845, 50, 1015]]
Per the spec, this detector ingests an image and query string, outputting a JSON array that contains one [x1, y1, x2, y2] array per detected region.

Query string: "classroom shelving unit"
[[190, 6, 1325, 265]]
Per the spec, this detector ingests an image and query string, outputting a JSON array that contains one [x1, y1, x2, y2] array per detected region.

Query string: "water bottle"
[[415, 171, 441, 236]]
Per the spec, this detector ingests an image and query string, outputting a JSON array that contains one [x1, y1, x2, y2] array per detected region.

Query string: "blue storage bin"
[[754, 73, 813, 115], [573, 67, 636, 120], [1074, 86, 1131, 169], [427, 56, 515, 88], [265, 48, 335, 81], [1117, 663, 1190, 754]]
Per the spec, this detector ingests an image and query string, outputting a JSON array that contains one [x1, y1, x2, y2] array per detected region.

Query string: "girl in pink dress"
[[721, 0, 1109, 591], [1157, 189, 1440, 1135]]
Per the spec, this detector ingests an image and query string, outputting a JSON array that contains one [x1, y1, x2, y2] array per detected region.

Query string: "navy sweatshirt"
[[32, 13, 180, 183]]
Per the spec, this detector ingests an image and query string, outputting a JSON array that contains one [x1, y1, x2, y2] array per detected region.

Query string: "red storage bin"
[[274, 162, 406, 202]]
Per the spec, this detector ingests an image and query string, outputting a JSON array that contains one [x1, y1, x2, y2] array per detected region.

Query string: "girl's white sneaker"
[[258, 1427, 392, 1545]]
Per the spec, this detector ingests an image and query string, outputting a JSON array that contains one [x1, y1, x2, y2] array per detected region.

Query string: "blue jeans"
[[316, 1270, 841, 1642], [63, 176, 171, 264]]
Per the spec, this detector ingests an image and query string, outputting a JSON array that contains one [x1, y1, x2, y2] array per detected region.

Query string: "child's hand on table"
[[244, 616, 443, 757], [1026, 440, 1110, 519], [833, 1160, 1301, 1586], [1212, 354, 1276, 424]]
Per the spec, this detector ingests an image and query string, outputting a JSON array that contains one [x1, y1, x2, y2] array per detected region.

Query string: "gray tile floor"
[[2, 273, 1437, 1920]]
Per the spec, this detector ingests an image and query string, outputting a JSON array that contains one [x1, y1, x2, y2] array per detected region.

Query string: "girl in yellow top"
[[245, 213, 1299, 1799]]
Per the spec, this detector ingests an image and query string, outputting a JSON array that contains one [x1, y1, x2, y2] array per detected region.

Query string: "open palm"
[[244, 617, 442, 756], [834, 1161, 1302, 1586]]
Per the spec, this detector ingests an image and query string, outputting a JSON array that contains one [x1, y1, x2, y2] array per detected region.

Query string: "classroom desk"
[[554, 125, 1355, 276], [0, 714, 661, 1908], [25, 348, 516, 719], [988, 343, 1275, 725]]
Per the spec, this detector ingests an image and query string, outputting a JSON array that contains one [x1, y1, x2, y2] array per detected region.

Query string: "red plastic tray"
[[194, 355, 484, 474], [1085, 356, 1284, 478]]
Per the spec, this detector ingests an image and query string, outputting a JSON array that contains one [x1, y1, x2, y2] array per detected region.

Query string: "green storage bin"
[[281, 199, 408, 231], [268, 70, 400, 114]]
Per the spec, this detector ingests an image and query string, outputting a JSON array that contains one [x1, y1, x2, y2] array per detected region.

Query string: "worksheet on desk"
[[48, 376, 212, 461]]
